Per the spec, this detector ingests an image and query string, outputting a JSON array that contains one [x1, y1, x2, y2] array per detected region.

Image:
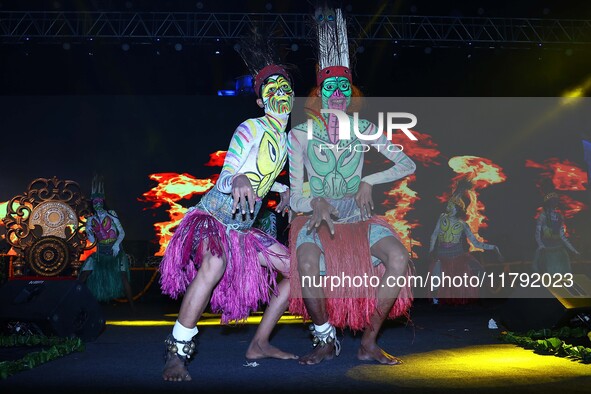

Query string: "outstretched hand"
[[307, 197, 338, 236], [276, 189, 290, 217], [355, 181, 374, 221], [231, 174, 255, 215]]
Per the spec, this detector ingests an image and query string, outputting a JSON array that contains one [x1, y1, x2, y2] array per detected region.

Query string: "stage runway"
[[2, 296, 590, 394]]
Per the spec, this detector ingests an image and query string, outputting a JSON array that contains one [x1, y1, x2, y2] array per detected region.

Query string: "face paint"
[[321, 77, 352, 110], [261, 74, 294, 115], [92, 198, 104, 211], [445, 201, 457, 216]]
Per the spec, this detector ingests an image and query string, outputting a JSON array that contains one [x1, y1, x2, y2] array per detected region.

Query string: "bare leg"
[[296, 243, 336, 365], [358, 236, 408, 365], [163, 240, 226, 382], [246, 241, 298, 360], [120, 272, 135, 310]]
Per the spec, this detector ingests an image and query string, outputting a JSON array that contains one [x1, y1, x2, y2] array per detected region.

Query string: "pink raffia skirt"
[[159, 206, 288, 323], [288, 215, 413, 331]]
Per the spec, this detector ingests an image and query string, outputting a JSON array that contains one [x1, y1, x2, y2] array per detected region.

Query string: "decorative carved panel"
[[3, 177, 93, 277], [27, 236, 70, 276]]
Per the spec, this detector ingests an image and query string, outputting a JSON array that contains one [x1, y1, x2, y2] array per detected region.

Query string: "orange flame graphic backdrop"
[[383, 131, 441, 257], [143, 148, 287, 256], [141, 171, 219, 256], [525, 158, 588, 219], [444, 156, 507, 251], [383, 175, 421, 256], [204, 150, 227, 167]]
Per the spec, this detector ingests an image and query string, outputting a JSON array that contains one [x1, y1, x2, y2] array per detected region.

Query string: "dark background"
[[1, 0, 590, 264], [2, 0, 591, 97]]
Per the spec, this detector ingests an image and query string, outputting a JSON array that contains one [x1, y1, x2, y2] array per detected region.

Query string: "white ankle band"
[[314, 322, 332, 335], [173, 321, 198, 356]]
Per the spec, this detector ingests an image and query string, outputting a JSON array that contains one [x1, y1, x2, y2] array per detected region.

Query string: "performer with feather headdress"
[[288, 5, 416, 365], [160, 28, 297, 382], [80, 175, 134, 307]]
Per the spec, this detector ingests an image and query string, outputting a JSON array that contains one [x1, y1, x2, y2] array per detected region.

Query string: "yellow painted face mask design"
[[261, 75, 293, 115]]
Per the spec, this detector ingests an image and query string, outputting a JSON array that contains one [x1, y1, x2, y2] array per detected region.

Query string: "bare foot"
[[246, 339, 298, 360], [162, 352, 192, 382], [357, 343, 402, 365], [299, 344, 335, 365]]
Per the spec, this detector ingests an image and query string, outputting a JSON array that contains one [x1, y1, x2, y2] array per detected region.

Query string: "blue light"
[[235, 75, 254, 95], [217, 90, 237, 96]]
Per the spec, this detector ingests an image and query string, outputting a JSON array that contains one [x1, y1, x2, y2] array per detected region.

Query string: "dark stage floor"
[[2, 293, 590, 394]]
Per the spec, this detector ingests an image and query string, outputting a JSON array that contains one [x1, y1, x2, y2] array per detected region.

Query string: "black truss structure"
[[1, 11, 591, 46]]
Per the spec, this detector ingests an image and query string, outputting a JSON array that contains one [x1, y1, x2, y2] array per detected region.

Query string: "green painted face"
[[445, 201, 457, 216], [321, 77, 352, 110]]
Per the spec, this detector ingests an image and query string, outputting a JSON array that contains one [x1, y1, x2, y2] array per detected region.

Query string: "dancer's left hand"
[[112, 244, 120, 256], [355, 181, 374, 221], [276, 189, 290, 217]]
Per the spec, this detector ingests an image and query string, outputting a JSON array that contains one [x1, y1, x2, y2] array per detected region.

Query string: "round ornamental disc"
[[30, 201, 78, 239], [27, 236, 70, 276]]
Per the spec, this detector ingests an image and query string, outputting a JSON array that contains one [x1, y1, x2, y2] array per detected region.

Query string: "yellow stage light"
[[107, 312, 306, 327], [347, 344, 591, 389]]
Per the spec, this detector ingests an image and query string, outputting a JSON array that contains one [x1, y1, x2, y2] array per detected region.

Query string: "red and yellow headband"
[[254, 64, 291, 97], [316, 66, 352, 86]]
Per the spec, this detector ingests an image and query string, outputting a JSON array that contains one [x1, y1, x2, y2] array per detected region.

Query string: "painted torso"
[[540, 210, 564, 246], [216, 115, 288, 199], [437, 214, 464, 245], [288, 114, 416, 214], [298, 116, 368, 199], [89, 210, 118, 243]]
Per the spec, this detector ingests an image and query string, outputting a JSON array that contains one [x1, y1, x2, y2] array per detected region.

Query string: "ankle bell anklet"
[[164, 334, 198, 365], [309, 324, 341, 356]]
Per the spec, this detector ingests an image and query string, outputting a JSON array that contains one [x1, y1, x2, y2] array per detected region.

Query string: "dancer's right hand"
[[231, 174, 255, 215], [308, 197, 338, 236]]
